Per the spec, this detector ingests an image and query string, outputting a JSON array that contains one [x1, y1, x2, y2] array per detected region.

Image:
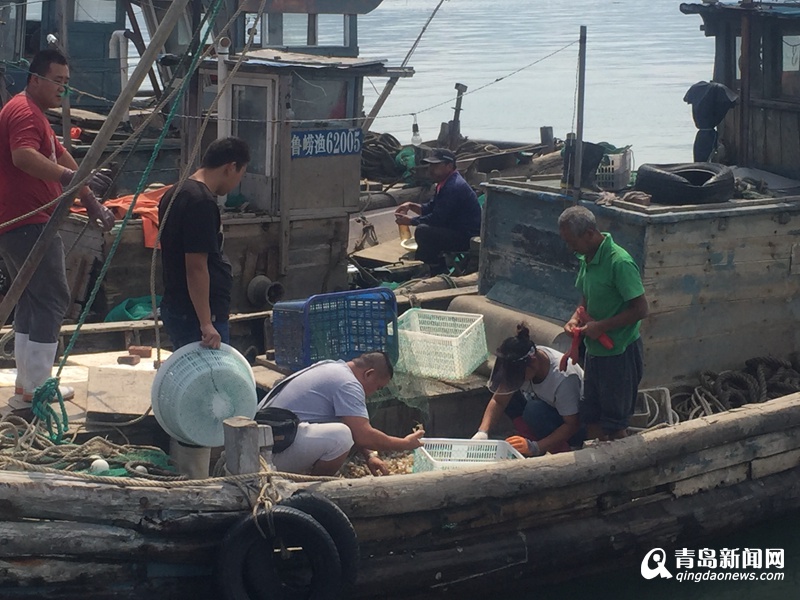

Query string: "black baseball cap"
[[422, 148, 457, 165]]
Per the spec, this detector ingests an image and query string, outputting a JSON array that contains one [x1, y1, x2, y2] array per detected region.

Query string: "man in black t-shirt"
[[159, 137, 250, 349]]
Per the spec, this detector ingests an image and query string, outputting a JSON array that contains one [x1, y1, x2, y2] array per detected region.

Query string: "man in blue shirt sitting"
[[394, 148, 482, 273]]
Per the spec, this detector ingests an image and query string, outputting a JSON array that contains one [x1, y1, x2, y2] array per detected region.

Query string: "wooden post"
[[268, 13, 284, 46], [0, 0, 192, 329], [123, 0, 162, 97], [448, 82, 467, 150], [344, 14, 357, 53], [739, 13, 751, 166], [573, 25, 587, 203], [56, 0, 71, 152], [307, 14, 318, 47], [182, 0, 202, 172], [223, 417, 273, 474], [278, 77, 292, 275], [539, 126, 554, 153]]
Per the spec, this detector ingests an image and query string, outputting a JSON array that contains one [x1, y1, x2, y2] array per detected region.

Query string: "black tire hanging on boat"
[[279, 491, 360, 591], [634, 162, 735, 205], [217, 505, 343, 600]]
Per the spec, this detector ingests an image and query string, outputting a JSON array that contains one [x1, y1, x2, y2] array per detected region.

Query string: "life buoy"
[[634, 162, 734, 205], [279, 492, 360, 591], [218, 505, 342, 600]]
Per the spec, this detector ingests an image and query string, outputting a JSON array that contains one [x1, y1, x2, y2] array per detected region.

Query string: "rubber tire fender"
[[280, 491, 360, 591], [217, 505, 343, 600], [634, 162, 734, 205]]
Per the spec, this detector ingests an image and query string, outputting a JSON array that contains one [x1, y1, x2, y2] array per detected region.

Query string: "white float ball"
[[90, 458, 110, 473]]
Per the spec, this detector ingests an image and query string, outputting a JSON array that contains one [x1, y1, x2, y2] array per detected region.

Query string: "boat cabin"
[[681, 1, 800, 179], [480, 177, 800, 388]]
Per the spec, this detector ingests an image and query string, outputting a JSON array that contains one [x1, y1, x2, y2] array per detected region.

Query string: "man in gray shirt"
[[260, 352, 424, 476]]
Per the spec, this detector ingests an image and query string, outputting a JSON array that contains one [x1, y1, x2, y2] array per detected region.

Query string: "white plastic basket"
[[596, 148, 633, 191], [413, 438, 524, 472], [151, 342, 257, 447], [395, 309, 488, 380]]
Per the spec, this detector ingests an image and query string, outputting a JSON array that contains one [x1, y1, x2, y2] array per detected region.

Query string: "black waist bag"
[[254, 407, 299, 453]]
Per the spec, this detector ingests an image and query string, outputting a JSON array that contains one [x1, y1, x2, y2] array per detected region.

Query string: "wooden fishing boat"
[[4, 2, 800, 598], [1, 390, 799, 598]]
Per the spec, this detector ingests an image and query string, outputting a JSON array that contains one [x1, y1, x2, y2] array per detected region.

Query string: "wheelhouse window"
[[292, 75, 354, 123], [781, 35, 800, 100], [74, 0, 117, 23]]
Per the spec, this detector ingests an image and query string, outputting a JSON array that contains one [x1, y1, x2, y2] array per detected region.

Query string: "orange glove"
[[505, 436, 541, 457]]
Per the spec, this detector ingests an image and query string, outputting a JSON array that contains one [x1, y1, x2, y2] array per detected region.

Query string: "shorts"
[[271, 422, 354, 474], [581, 337, 644, 432]]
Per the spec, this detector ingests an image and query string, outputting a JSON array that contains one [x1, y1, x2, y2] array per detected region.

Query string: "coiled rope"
[[671, 355, 800, 421], [0, 414, 336, 487]]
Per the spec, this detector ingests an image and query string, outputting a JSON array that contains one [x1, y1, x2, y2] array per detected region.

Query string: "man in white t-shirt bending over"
[[259, 352, 425, 476]]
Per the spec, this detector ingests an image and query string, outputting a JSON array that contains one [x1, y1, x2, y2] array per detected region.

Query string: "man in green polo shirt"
[[558, 205, 649, 441]]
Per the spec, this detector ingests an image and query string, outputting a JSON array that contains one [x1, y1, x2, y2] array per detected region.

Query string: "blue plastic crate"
[[273, 288, 398, 371]]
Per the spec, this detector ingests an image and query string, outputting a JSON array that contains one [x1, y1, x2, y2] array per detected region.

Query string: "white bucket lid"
[[151, 342, 257, 447]]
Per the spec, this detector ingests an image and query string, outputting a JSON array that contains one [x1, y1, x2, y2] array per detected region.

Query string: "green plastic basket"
[[395, 309, 488, 381]]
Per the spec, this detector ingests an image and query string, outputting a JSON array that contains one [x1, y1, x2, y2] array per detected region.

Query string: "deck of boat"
[[0, 349, 287, 433]]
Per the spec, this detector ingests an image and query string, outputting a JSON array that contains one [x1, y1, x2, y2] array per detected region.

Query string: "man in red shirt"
[[0, 49, 115, 403]]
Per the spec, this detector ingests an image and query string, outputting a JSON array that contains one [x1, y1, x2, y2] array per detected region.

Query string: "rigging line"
[[372, 38, 579, 121], [401, 0, 448, 68], [571, 37, 580, 134]]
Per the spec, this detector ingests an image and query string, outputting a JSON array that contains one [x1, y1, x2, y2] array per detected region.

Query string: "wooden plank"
[[0, 520, 213, 561], [251, 364, 287, 390], [64, 255, 87, 320], [642, 258, 799, 310], [670, 464, 749, 498], [642, 325, 793, 388], [747, 107, 769, 169], [645, 232, 799, 269], [781, 110, 800, 178], [751, 97, 800, 113], [0, 470, 279, 528], [0, 558, 141, 586], [643, 296, 794, 344], [1, 311, 271, 338], [351, 239, 417, 266], [645, 210, 800, 242], [241, 248, 259, 290], [751, 448, 800, 479], [764, 107, 782, 169], [85, 365, 157, 422]]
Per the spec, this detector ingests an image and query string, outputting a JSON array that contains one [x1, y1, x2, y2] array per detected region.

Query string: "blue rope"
[[30, 379, 69, 444]]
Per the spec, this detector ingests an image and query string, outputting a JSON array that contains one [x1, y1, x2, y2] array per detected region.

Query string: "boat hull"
[[1, 393, 800, 597]]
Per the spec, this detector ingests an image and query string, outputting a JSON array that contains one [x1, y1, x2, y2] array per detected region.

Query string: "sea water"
[[355, 0, 715, 166]]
